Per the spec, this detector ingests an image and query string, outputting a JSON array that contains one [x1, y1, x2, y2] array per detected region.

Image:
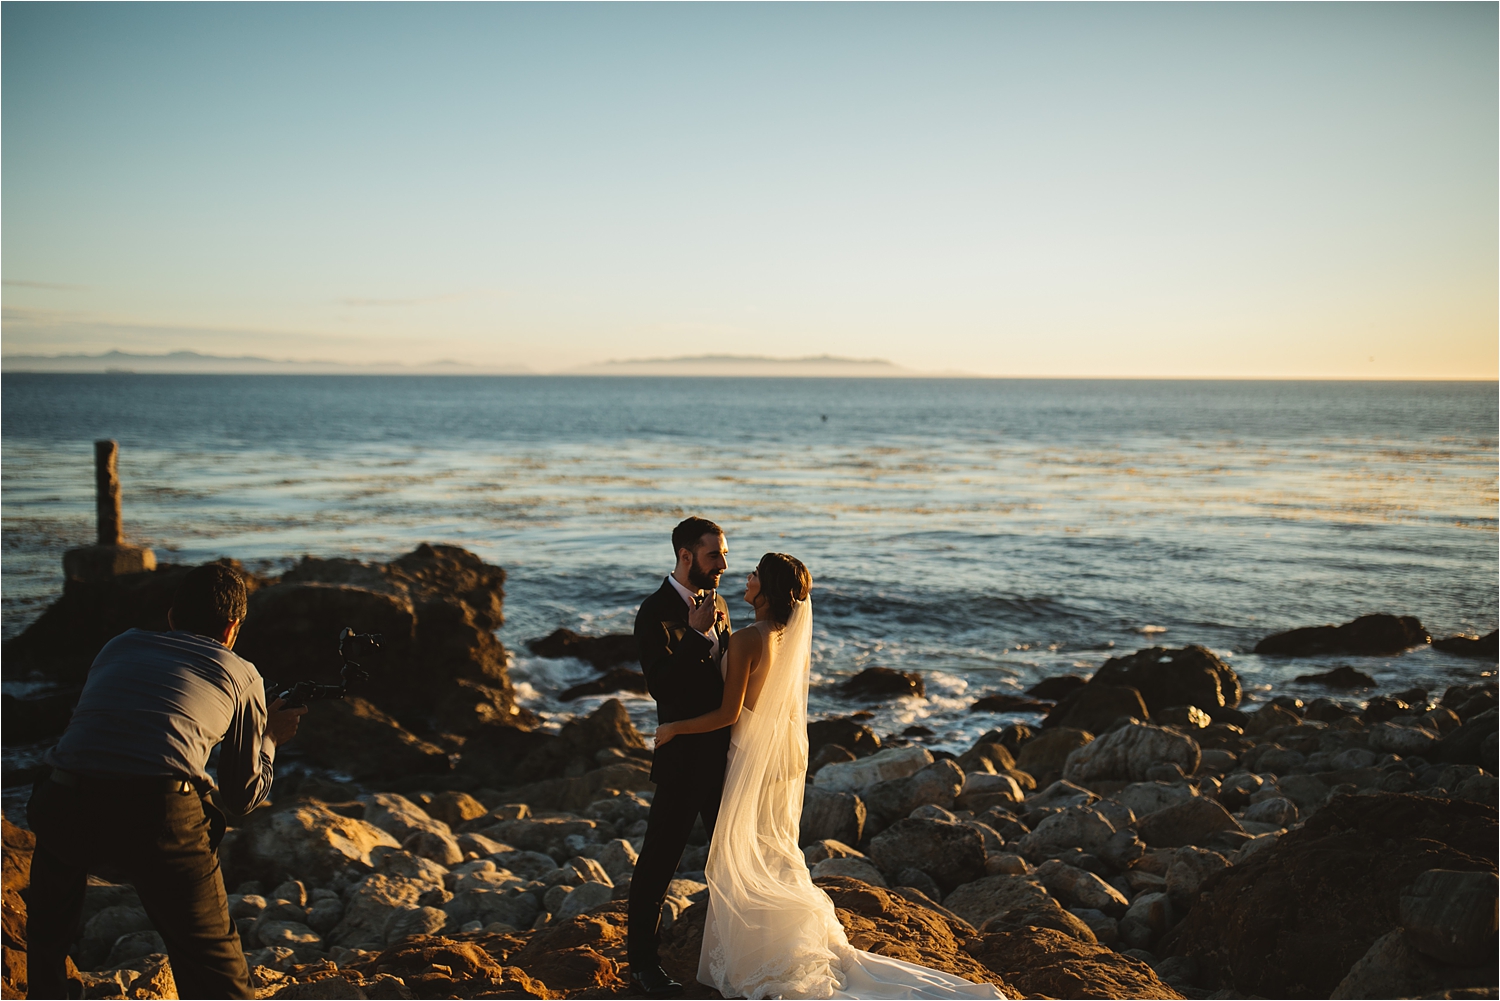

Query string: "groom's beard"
[[687, 556, 722, 592]]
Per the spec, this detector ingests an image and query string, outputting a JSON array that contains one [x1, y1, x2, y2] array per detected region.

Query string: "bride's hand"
[[653, 723, 678, 748]]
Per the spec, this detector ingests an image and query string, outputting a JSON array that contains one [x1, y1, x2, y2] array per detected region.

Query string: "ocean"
[[2, 374, 1495, 756]]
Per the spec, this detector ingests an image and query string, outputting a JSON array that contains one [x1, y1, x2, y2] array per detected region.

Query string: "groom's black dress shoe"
[[629, 964, 684, 997]]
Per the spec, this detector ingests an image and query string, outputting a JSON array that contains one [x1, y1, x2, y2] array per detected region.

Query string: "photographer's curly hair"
[[757, 553, 812, 625]]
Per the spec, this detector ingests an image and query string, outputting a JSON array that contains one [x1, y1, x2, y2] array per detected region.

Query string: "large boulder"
[[943, 875, 1097, 943], [1329, 927, 1495, 1000], [1018, 806, 1118, 859], [1015, 728, 1094, 788], [227, 802, 401, 887], [1254, 613, 1431, 657], [2, 559, 268, 687], [1398, 869, 1498, 967], [328, 873, 427, 948], [815, 746, 933, 793], [362, 793, 452, 844], [866, 819, 987, 893], [863, 760, 965, 828], [1089, 645, 1242, 713], [1432, 630, 1499, 659], [799, 786, 867, 846], [526, 628, 638, 668], [1134, 799, 1242, 849], [1159, 793, 1498, 997], [455, 698, 651, 792], [237, 545, 518, 735], [273, 696, 452, 783], [1042, 685, 1150, 732], [808, 717, 882, 758], [966, 926, 1185, 1000], [1062, 723, 1201, 785], [843, 667, 926, 701]]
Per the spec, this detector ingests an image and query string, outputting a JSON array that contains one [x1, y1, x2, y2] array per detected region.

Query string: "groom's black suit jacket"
[[635, 578, 733, 785]]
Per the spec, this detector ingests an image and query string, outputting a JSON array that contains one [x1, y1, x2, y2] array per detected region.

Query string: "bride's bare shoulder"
[[729, 623, 768, 656]]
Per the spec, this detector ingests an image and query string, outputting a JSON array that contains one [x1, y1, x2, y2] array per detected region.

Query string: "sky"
[[2, 3, 1496, 378]]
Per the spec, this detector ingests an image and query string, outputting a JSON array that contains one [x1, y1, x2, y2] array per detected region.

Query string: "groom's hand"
[[688, 589, 718, 632]]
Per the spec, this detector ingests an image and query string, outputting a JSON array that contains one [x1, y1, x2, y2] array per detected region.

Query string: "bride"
[[653, 554, 1005, 1000]]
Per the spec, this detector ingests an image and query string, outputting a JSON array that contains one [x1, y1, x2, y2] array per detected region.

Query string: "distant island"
[[571, 354, 916, 377], [0, 350, 531, 375]]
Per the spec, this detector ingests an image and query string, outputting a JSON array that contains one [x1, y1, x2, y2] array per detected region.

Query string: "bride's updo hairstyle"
[[757, 553, 811, 625]]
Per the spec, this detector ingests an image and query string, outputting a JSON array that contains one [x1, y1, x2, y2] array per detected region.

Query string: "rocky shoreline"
[[1, 546, 1496, 999]]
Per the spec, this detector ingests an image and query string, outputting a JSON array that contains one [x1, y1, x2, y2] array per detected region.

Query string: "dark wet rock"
[[1135, 798, 1243, 849], [1329, 926, 1496, 1000], [2, 558, 268, 687], [1433, 630, 1499, 660], [1160, 792, 1498, 998], [971, 693, 1054, 713], [808, 743, 858, 776], [1243, 703, 1302, 735], [0, 688, 83, 746], [867, 818, 986, 893], [1015, 727, 1094, 788], [457, 699, 649, 792], [843, 667, 926, 701], [982, 724, 1036, 757], [558, 667, 647, 701], [1296, 665, 1378, 689], [966, 926, 1183, 999], [1255, 613, 1431, 657], [1432, 709, 1499, 767], [1043, 685, 1150, 732], [958, 739, 1017, 774], [1027, 675, 1088, 702], [1152, 705, 1210, 729], [808, 716, 882, 758], [1399, 869, 1499, 967], [526, 628, 638, 669], [283, 697, 452, 782], [1089, 646, 1242, 714], [1305, 697, 1359, 722], [1441, 684, 1498, 723]]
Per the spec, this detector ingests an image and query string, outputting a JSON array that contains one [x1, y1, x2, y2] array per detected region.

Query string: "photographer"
[[26, 563, 305, 999]]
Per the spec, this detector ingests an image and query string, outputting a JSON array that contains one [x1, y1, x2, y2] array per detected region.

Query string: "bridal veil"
[[699, 599, 1004, 1000]]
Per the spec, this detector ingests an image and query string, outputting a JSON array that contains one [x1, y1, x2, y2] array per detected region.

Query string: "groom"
[[627, 516, 732, 997]]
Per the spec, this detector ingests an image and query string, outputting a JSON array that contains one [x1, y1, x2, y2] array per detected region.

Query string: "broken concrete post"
[[63, 440, 156, 582]]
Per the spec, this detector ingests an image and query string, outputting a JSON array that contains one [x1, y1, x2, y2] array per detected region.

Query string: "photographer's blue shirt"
[[45, 628, 276, 813]]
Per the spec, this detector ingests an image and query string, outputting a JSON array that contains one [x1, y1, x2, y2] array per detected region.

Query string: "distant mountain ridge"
[[1, 350, 530, 374], [3, 349, 931, 377], [571, 354, 914, 376]]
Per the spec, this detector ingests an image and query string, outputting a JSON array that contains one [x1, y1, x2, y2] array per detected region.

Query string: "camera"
[[269, 627, 380, 708]]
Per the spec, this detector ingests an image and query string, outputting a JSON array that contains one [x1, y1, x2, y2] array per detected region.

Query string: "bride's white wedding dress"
[[698, 600, 1005, 1000]]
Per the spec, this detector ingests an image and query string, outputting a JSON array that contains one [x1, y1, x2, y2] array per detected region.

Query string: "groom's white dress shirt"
[[665, 574, 720, 661]]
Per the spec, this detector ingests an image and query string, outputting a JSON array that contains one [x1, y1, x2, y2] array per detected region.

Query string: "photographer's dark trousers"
[[627, 731, 730, 971], [26, 771, 251, 999]]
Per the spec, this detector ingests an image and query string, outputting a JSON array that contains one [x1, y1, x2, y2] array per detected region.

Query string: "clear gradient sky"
[[3, 3, 1496, 377]]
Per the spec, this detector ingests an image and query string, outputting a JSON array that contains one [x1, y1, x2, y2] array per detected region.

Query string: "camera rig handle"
[[270, 627, 380, 709]]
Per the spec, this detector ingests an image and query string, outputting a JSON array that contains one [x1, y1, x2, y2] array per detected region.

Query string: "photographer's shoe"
[[629, 964, 683, 997]]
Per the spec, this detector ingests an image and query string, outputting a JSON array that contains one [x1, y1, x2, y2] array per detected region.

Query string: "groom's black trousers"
[[627, 731, 730, 969]]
